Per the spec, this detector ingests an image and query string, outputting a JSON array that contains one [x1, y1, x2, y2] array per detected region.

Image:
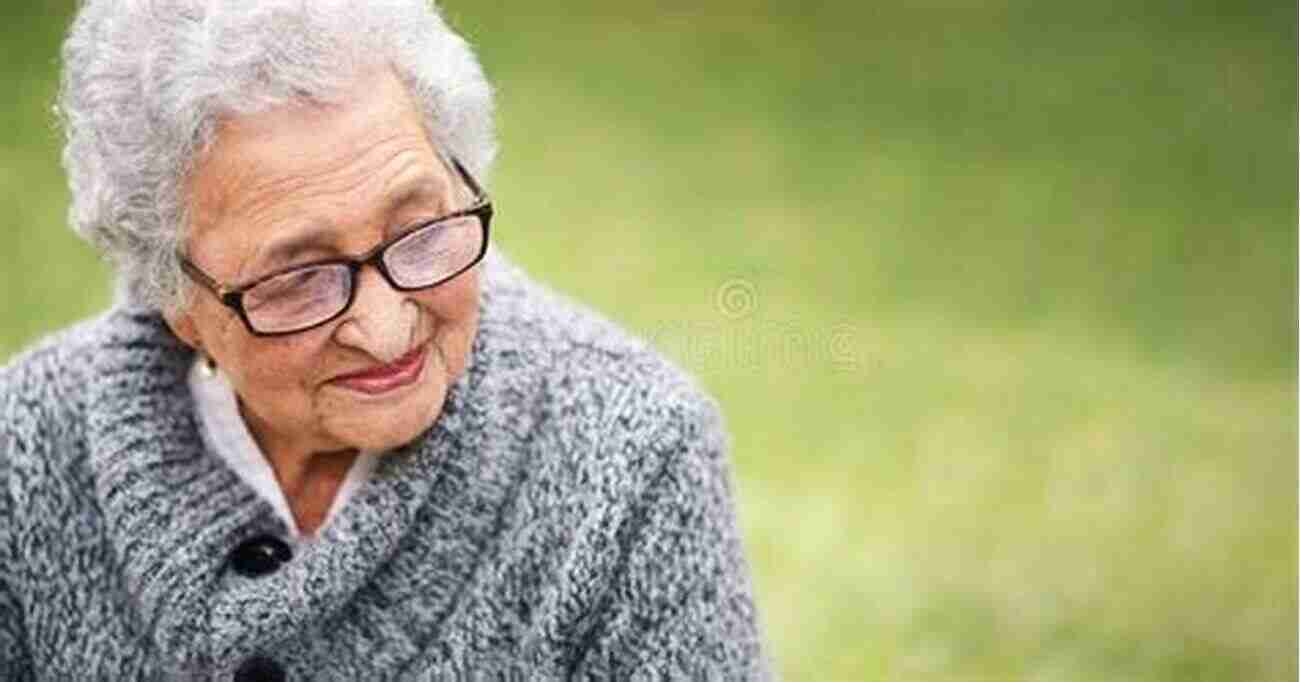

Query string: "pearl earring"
[[199, 353, 217, 379]]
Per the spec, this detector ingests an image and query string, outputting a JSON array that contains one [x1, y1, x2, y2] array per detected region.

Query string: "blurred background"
[[1, 1, 1295, 680]]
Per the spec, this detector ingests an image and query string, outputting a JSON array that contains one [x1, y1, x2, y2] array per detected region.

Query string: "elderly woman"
[[0, 1, 769, 679]]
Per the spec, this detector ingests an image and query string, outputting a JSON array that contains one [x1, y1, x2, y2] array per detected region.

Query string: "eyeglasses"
[[179, 155, 493, 336]]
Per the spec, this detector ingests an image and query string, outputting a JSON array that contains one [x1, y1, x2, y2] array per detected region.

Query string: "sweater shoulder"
[[1, 317, 98, 430], [480, 250, 729, 489], [0, 312, 110, 542], [0, 307, 174, 471], [1, 307, 158, 413], [483, 248, 724, 426]]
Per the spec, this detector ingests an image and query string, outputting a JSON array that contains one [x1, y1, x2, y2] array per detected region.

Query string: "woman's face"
[[166, 70, 481, 458]]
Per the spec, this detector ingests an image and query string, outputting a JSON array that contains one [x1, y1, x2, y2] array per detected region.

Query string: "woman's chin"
[[326, 380, 449, 454], [315, 344, 452, 452]]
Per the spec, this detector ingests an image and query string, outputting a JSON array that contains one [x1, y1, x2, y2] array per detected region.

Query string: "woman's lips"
[[330, 344, 426, 395]]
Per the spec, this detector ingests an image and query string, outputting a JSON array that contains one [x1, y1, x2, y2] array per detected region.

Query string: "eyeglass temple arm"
[[447, 154, 487, 202], [179, 256, 230, 298]]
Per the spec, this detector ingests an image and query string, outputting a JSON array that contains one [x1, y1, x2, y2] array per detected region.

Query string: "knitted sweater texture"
[[0, 249, 770, 680]]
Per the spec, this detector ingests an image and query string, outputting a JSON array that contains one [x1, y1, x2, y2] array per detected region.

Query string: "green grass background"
[[1, 2, 1295, 680]]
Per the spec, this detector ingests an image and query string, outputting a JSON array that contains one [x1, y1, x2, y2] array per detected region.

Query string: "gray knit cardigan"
[[0, 249, 770, 680]]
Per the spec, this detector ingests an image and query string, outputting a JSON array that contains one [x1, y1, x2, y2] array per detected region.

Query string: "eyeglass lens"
[[242, 216, 484, 334]]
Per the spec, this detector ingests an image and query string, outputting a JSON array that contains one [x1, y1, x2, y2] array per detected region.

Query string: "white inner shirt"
[[187, 357, 378, 543]]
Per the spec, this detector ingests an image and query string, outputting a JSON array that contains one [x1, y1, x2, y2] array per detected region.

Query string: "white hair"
[[59, 0, 497, 312]]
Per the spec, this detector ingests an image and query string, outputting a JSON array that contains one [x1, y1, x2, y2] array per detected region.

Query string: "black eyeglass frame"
[[179, 155, 493, 337]]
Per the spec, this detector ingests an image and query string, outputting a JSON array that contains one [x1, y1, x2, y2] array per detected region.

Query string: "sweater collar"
[[187, 354, 380, 542], [83, 251, 515, 672]]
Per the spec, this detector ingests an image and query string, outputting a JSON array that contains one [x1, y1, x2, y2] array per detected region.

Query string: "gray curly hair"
[[59, 0, 496, 312]]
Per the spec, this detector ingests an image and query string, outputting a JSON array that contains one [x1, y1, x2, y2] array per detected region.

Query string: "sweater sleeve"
[[0, 582, 32, 681], [571, 396, 772, 681], [0, 429, 35, 681]]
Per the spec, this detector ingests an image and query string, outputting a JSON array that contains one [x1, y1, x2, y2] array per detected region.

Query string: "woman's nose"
[[332, 266, 417, 362]]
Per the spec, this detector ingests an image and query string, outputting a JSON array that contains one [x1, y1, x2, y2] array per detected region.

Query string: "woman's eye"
[[288, 269, 325, 286], [247, 268, 330, 308], [259, 272, 307, 296], [408, 223, 445, 247]]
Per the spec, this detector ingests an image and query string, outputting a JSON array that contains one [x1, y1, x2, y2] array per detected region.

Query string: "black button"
[[233, 655, 285, 682], [228, 534, 292, 578]]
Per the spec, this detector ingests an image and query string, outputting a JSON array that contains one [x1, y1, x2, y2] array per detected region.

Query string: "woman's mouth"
[[330, 344, 427, 395]]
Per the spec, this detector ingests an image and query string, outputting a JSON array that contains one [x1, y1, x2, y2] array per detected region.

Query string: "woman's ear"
[[162, 305, 202, 351]]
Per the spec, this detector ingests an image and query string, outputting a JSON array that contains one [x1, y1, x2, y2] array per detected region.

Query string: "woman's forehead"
[[191, 69, 446, 211], [185, 72, 455, 276], [246, 171, 450, 273]]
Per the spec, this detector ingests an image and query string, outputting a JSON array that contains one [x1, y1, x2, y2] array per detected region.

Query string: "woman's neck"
[[239, 400, 360, 535], [275, 450, 357, 536]]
